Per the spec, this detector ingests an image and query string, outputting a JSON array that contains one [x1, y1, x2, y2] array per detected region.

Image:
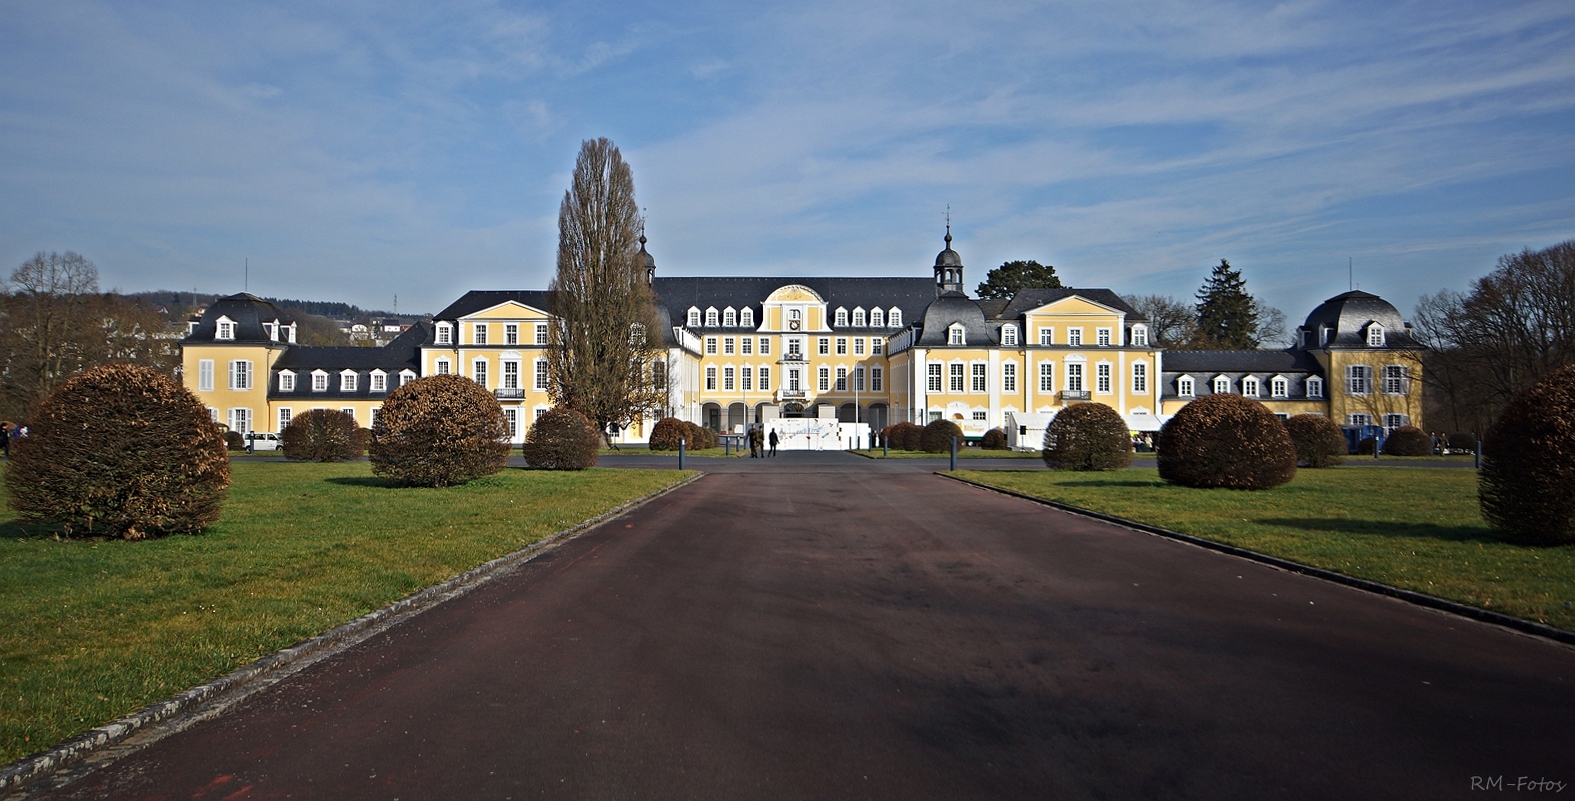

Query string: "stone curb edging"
[[936, 472, 1575, 648], [0, 471, 704, 796]]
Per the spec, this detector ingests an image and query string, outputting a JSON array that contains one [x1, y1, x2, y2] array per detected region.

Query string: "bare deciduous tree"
[[1122, 294, 1198, 347], [548, 138, 666, 441], [1, 252, 103, 419]]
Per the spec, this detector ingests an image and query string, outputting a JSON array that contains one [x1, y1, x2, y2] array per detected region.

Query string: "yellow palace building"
[[179, 230, 1421, 445]]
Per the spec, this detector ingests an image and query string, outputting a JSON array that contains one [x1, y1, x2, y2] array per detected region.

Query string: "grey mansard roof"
[[995, 288, 1143, 321], [268, 323, 429, 401], [651, 276, 936, 331], [1161, 349, 1323, 374], [1300, 290, 1418, 348], [183, 293, 296, 344], [432, 290, 555, 322], [917, 291, 992, 346]]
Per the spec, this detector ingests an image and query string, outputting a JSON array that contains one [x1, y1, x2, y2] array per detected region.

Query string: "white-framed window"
[[1097, 328, 1111, 347], [741, 308, 754, 327], [1383, 413, 1409, 429], [888, 308, 901, 327], [1131, 325, 1148, 347], [228, 360, 253, 390], [278, 370, 294, 393], [473, 360, 488, 388], [1177, 376, 1195, 397], [535, 323, 549, 345], [949, 363, 965, 393], [1132, 362, 1147, 394], [818, 366, 830, 392], [1276, 412, 1291, 421], [948, 325, 966, 346], [1271, 376, 1288, 398], [534, 358, 549, 390], [1319, 325, 1331, 347], [836, 337, 847, 355], [1003, 363, 1017, 393], [1346, 365, 1372, 396], [927, 363, 943, 392], [724, 337, 735, 355], [687, 308, 701, 327], [872, 338, 883, 355], [706, 337, 717, 354], [835, 308, 848, 327], [706, 366, 717, 391], [759, 366, 770, 391], [1382, 364, 1409, 395], [1068, 328, 1083, 347], [742, 366, 753, 391], [340, 370, 357, 392], [871, 308, 885, 327], [370, 370, 387, 392], [1241, 376, 1259, 397], [855, 366, 866, 392], [312, 370, 330, 391], [1001, 325, 1018, 346], [504, 408, 519, 440], [199, 359, 215, 392], [474, 324, 488, 345], [836, 366, 847, 392], [818, 337, 830, 355], [854, 338, 865, 355], [705, 307, 719, 327], [1347, 413, 1373, 426], [229, 408, 251, 435], [265, 321, 278, 341], [1039, 362, 1054, 393], [971, 363, 987, 393], [502, 361, 520, 390], [929, 410, 942, 422], [787, 368, 800, 392], [1066, 363, 1085, 392], [504, 323, 518, 345], [742, 337, 753, 355], [759, 337, 771, 355], [871, 366, 883, 392], [1039, 327, 1053, 346], [1367, 324, 1385, 347], [724, 307, 737, 327], [724, 366, 735, 391], [1096, 363, 1112, 394], [370, 407, 379, 427], [278, 408, 292, 431], [1213, 375, 1231, 394], [1306, 376, 1324, 398], [400, 370, 417, 386], [215, 317, 235, 341], [535, 407, 548, 422], [853, 308, 866, 327], [341, 408, 356, 423], [973, 411, 988, 422], [436, 323, 452, 345]]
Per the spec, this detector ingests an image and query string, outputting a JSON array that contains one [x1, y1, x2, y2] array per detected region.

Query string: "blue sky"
[[3, 1, 1573, 319]]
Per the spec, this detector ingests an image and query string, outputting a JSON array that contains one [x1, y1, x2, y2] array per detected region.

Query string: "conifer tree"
[[975, 260, 1062, 299], [1193, 259, 1259, 349]]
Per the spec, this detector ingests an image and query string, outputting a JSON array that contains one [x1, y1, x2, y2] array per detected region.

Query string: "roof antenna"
[[1348, 257, 1352, 292], [245, 258, 248, 293]]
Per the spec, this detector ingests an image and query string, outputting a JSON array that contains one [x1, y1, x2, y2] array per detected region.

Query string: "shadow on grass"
[[1256, 517, 1493, 543], [324, 476, 405, 488]]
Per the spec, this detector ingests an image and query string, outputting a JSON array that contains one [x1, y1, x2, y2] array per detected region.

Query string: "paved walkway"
[[38, 452, 1574, 799]]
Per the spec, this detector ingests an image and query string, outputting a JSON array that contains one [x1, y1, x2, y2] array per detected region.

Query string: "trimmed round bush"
[[281, 409, 362, 462], [1043, 403, 1132, 470], [683, 421, 716, 450], [1383, 425, 1431, 457], [1357, 436, 1378, 456], [6, 363, 230, 539], [920, 419, 963, 453], [1479, 364, 1575, 545], [1283, 414, 1346, 468], [884, 421, 922, 451], [1157, 393, 1296, 490], [224, 430, 245, 450], [522, 407, 601, 470], [649, 417, 691, 451], [980, 427, 1008, 450], [368, 375, 511, 487]]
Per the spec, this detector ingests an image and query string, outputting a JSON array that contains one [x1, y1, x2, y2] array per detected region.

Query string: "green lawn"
[[951, 467, 1575, 633], [0, 461, 689, 764]]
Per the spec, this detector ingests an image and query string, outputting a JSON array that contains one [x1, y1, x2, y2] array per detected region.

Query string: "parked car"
[[244, 432, 282, 451]]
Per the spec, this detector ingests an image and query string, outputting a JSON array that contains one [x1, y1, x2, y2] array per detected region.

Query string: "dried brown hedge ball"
[[522, 407, 601, 470], [1157, 393, 1296, 490], [224, 430, 245, 450], [1356, 436, 1378, 456], [1479, 364, 1575, 545], [1042, 403, 1133, 471], [648, 417, 690, 451], [1283, 414, 1346, 468], [281, 409, 362, 462], [684, 422, 716, 450], [368, 375, 510, 487], [883, 421, 922, 451], [6, 363, 230, 539], [980, 427, 1009, 450], [1382, 425, 1432, 457], [920, 418, 963, 453]]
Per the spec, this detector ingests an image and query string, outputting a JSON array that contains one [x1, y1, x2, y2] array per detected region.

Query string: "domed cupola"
[[639, 233, 656, 286], [1298, 290, 1415, 350], [934, 222, 964, 296], [184, 292, 296, 344]]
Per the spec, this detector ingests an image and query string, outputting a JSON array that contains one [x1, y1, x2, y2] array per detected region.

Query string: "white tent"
[[1005, 411, 1056, 451]]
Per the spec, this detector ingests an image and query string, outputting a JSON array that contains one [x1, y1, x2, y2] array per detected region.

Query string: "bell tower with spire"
[[638, 232, 656, 286], [933, 214, 964, 296]]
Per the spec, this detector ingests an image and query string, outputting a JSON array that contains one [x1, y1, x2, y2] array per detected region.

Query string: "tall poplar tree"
[[549, 138, 666, 440], [1193, 259, 1260, 349]]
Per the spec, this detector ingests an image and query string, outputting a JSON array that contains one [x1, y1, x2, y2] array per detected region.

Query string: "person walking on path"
[[749, 426, 763, 458], [768, 428, 779, 457]]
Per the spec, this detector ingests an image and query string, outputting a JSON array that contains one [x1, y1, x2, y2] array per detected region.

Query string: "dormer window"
[[1319, 325, 1330, 347], [870, 308, 884, 327], [948, 324, 966, 346], [370, 370, 387, 393], [400, 369, 417, 386], [312, 370, 329, 392], [888, 308, 902, 327], [687, 308, 701, 327], [1306, 376, 1324, 398], [1271, 376, 1289, 398], [1367, 324, 1385, 347], [741, 308, 754, 327], [723, 307, 737, 327], [1241, 376, 1260, 397], [705, 307, 719, 327], [265, 321, 278, 341], [1213, 375, 1231, 394], [436, 323, 453, 345], [835, 308, 848, 327], [1177, 376, 1195, 397], [278, 371, 296, 392], [853, 308, 866, 327], [286, 323, 297, 344], [215, 316, 235, 340], [340, 370, 358, 392], [1131, 325, 1148, 347], [1001, 324, 1018, 346]]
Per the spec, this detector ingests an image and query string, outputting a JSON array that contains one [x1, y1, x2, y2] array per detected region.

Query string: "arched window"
[[852, 308, 866, 327], [870, 308, 884, 327], [705, 308, 719, 327], [888, 307, 902, 327], [835, 308, 848, 327], [723, 307, 736, 327], [740, 307, 754, 327], [687, 308, 701, 327]]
